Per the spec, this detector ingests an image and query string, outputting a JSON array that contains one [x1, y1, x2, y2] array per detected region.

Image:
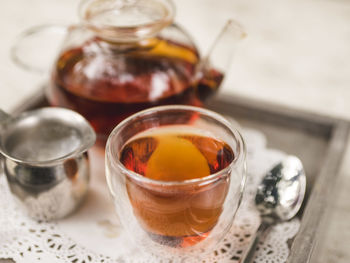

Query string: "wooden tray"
[[11, 90, 350, 263]]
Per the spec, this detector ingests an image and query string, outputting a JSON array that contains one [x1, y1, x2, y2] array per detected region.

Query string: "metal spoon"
[[241, 155, 306, 262]]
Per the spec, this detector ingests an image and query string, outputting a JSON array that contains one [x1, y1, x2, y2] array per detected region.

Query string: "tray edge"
[[287, 120, 350, 262]]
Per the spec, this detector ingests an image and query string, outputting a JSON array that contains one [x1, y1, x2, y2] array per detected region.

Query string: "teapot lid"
[[79, 0, 175, 42]]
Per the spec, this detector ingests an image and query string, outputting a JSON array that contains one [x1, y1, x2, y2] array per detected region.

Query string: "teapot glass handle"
[[11, 24, 68, 74]]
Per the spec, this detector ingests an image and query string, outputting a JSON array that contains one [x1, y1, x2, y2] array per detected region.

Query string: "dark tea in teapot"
[[48, 37, 223, 146]]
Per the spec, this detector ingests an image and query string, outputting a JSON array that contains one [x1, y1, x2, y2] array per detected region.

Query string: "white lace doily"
[[0, 128, 300, 263]]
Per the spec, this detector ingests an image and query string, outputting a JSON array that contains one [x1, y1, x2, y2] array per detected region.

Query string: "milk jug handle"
[[11, 24, 68, 74], [0, 109, 11, 174]]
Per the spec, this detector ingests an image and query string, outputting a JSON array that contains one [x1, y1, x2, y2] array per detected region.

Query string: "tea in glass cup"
[[105, 105, 246, 259]]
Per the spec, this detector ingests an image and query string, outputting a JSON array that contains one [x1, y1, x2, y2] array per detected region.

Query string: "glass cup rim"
[[106, 105, 246, 186]]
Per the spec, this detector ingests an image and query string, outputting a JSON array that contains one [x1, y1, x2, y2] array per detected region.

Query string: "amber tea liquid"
[[119, 126, 234, 247], [48, 37, 223, 147]]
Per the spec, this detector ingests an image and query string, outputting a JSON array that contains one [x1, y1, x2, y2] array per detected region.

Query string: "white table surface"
[[0, 0, 349, 262]]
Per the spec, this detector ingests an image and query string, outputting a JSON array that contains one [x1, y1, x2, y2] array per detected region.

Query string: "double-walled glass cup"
[[105, 105, 246, 260]]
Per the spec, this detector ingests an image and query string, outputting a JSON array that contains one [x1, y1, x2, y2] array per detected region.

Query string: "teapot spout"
[[195, 20, 245, 101], [205, 19, 246, 72]]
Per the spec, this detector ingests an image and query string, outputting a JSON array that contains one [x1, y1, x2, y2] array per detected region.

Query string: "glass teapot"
[[13, 0, 245, 147]]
